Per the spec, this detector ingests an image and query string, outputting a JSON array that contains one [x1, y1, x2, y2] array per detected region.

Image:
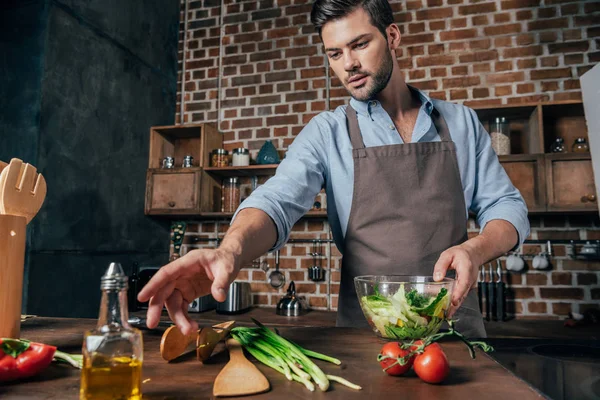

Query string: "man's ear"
[[387, 24, 401, 50]]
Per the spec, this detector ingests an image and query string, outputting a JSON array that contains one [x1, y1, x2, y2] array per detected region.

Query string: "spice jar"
[[162, 156, 174, 169], [232, 148, 250, 167], [211, 149, 229, 167], [182, 155, 194, 168], [222, 177, 241, 213], [550, 137, 566, 153], [490, 117, 510, 155], [572, 137, 589, 153]]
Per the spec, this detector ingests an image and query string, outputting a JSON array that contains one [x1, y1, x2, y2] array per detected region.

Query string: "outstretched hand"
[[137, 248, 239, 335]]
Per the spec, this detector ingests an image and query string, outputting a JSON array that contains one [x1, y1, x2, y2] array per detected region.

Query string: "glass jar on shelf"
[[550, 137, 566, 153], [232, 148, 250, 167], [572, 137, 589, 153], [222, 177, 241, 213], [211, 149, 229, 167], [490, 117, 510, 155]]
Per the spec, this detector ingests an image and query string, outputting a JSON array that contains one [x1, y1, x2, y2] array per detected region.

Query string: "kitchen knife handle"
[[496, 282, 505, 322], [489, 280, 497, 321], [478, 284, 483, 313], [482, 282, 490, 321]]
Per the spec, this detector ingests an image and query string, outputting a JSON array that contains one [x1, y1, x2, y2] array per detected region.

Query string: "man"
[[138, 0, 529, 338]]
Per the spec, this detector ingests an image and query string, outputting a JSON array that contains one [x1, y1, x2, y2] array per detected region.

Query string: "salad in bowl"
[[355, 275, 454, 340]]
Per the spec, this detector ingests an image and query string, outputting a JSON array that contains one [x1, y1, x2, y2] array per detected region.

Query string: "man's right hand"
[[137, 248, 239, 335]]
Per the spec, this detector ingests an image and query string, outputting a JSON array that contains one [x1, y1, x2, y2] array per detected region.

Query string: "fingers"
[[138, 252, 198, 302], [145, 281, 175, 329], [433, 251, 452, 281], [211, 262, 231, 302], [447, 279, 471, 318], [166, 290, 198, 336]]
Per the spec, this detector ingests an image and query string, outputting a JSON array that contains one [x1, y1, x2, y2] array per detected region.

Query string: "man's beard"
[[346, 50, 394, 102]]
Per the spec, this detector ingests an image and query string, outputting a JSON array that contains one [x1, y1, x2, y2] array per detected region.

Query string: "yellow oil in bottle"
[[80, 354, 142, 400]]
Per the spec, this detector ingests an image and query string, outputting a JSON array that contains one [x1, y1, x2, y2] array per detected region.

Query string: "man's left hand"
[[432, 244, 479, 318]]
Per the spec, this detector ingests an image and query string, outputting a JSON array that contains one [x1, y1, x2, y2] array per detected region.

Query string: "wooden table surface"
[[0, 317, 547, 399]]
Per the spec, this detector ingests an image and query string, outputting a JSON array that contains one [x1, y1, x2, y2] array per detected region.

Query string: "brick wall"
[[173, 0, 600, 318]]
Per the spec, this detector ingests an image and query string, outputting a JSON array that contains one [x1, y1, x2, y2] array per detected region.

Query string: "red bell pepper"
[[0, 338, 56, 382]]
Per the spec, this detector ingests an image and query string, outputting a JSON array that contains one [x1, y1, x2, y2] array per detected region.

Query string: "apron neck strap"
[[431, 107, 452, 142], [346, 105, 365, 149], [346, 103, 452, 148]]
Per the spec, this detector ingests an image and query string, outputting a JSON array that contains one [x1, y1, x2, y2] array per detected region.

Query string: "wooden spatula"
[[160, 325, 198, 362], [213, 338, 270, 397], [197, 320, 235, 362], [0, 158, 47, 224]]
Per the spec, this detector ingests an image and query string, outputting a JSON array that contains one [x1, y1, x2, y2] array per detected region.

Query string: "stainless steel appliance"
[[216, 281, 252, 314]]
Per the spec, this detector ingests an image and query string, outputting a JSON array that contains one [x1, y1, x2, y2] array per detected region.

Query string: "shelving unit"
[[473, 100, 596, 213]]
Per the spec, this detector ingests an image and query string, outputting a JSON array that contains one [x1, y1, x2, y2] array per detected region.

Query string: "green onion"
[[230, 319, 360, 392]]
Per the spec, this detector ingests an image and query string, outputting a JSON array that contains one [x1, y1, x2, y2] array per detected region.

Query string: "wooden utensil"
[[0, 215, 27, 338], [159, 325, 199, 362], [197, 320, 235, 362], [0, 158, 47, 224], [213, 338, 270, 397]]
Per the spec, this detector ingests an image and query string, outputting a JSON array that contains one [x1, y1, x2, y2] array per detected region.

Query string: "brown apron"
[[337, 104, 486, 339]]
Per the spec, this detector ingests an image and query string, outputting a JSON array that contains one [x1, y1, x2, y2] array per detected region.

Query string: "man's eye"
[[355, 42, 368, 49], [328, 52, 341, 60]]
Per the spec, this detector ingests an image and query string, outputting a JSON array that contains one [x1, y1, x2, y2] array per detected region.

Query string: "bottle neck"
[[97, 289, 130, 329]]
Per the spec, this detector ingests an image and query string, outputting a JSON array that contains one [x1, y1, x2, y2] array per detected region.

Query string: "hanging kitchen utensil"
[[0, 158, 47, 224], [495, 259, 505, 322], [213, 338, 270, 397], [197, 320, 235, 362], [268, 250, 285, 289], [488, 263, 496, 321], [532, 242, 550, 270], [276, 281, 308, 316], [170, 221, 187, 261], [308, 240, 325, 282], [482, 266, 490, 321], [160, 325, 199, 362]]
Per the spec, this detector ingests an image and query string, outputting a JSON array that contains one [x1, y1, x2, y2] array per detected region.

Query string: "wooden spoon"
[[197, 320, 235, 362], [0, 158, 47, 224], [213, 338, 270, 397], [159, 325, 198, 362]]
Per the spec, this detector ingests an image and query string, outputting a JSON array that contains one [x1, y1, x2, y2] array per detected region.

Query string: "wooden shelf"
[[204, 164, 279, 177]]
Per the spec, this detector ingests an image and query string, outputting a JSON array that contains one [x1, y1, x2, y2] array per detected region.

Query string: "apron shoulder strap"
[[345, 105, 366, 150], [431, 106, 452, 142]]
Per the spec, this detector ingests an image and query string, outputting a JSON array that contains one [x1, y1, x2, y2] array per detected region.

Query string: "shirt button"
[[389, 124, 394, 130], [369, 100, 377, 107]]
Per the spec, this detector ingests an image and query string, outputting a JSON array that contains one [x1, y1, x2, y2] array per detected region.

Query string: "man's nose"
[[343, 52, 360, 71]]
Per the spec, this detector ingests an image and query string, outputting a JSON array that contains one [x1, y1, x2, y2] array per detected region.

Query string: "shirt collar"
[[348, 84, 434, 119]]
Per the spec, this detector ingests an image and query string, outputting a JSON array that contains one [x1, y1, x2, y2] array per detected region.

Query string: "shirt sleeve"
[[231, 116, 329, 251], [467, 108, 530, 248]]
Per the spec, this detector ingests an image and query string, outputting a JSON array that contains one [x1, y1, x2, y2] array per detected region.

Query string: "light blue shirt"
[[233, 87, 530, 253]]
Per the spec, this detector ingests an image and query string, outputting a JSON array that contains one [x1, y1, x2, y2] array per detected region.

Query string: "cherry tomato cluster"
[[378, 341, 450, 384]]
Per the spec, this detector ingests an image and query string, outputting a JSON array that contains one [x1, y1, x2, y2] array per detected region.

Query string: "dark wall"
[[1, 0, 179, 318]]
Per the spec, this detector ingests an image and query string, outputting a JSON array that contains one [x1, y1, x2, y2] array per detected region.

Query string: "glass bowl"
[[354, 275, 455, 340]]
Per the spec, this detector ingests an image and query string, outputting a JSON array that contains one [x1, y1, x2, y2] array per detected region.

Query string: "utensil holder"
[[0, 215, 27, 338]]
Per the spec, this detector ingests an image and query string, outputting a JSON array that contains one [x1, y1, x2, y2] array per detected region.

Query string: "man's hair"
[[310, 0, 394, 39]]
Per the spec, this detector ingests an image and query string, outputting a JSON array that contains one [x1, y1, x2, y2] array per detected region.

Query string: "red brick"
[[494, 37, 513, 47], [516, 10, 533, 20], [551, 303, 572, 316], [431, 67, 447, 77], [442, 76, 480, 88], [563, 29, 582, 41], [511, 287, 535, 299], [452, 66, 468, 76], [552, 272, 572, 285], [416, 55, 455, 67], [486, 71, 525, 84], [451, 17, 467, 28], [504, 46, 543, 58], [541, 56, 560, 68], [402, 33, 435, 45], [539, 31, 558, 43], [231, 118, 263, 129], [538, 6, 557, 18], [539, 288, 584, 300], [459, 50, 498, 63], [267, 115, 298, 126], [553, 92, 582, 101], [459, 3, 496, 15], [501, 0, 540, 10], [528, 18, 568, 31], [411, 80, 439, 91], [527, 302, 548, 313], [408, 46, 425, 56], [259, 84, 273, 94], [507, 300, 524, 314], [471, 15, 489, 26], [495, 61, 513, 72], [440, 29, 477, 41], [494, 13, 511, 23], [495, 85, 513, 96], [473, 63, 491, 73], [564, 80, 581, 90], [565, 54, 584, 65], [577, 273, 597, 285], [484, 23, 522, 36], [562, 260, 600, 271], [430, 20, 446, 30], [507, 95, 549, 104], [517, 83, 535, 94], [473, 88, 489, 98], [548, 41, 589, 54], [526, 273, 549, 286], [416, 7, 453, 20], [469, 39, 491, 50], [309, 296, 328, 308], [450, 89, 468, 100]]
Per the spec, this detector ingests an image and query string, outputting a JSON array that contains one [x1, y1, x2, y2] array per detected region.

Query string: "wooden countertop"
[[133, 307, 600, 340], [1, 317, 546, 399]]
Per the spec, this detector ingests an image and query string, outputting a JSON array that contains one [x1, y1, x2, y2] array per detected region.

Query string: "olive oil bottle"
[[80, 262, 143, 400]]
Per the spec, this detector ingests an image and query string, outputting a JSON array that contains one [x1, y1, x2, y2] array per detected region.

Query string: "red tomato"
[[378, 342, 414, 376], [413, 343, 450, 384]]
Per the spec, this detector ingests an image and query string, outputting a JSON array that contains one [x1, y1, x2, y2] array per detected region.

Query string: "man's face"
[[321, 8, 394, 101]]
